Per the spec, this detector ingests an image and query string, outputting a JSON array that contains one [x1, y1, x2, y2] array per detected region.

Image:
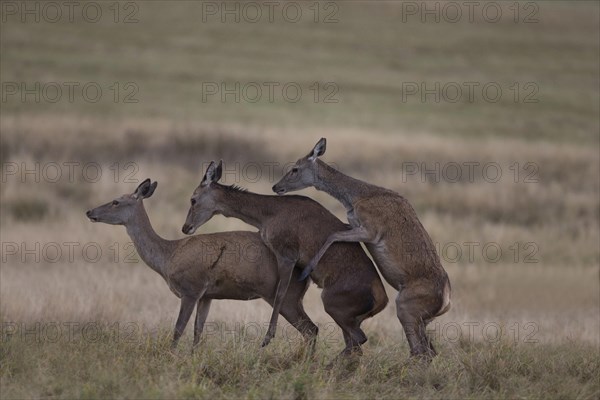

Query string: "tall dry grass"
[[1, 1, 599, 397], [2, 116, 598, 345]]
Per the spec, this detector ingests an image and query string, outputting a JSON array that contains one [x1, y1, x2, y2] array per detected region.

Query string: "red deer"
[[272, 139, 451, 357], [86, 179, 318, 352], [182, 162, 388, 356]]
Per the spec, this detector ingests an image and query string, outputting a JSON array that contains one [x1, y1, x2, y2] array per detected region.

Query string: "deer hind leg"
[[278, 301, 319, 353], [172, 295, 198, 349], [278, 276, 319, 352], [395, 287, 437, 358], [327, 314, 364, 357], [192, 297, 212, 351], [261, 256, 296, 348], [341, 322, 366, 356], [322, 291, 368, 356]]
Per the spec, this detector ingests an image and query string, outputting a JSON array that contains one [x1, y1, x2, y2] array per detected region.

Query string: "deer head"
[[86, 179, 157, 225], [182, 161, 223, 234], [272, 138, 326, 195]]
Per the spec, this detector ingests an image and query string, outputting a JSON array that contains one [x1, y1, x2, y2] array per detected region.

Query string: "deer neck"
[[215, 185, 273, 230], [124, 202, 175, 279], [313, 159, 366, 211]]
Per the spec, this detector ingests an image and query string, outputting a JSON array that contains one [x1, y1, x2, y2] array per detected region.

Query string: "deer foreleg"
[[299, 226, 374, 280]]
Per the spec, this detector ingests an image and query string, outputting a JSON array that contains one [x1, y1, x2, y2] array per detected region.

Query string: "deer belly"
[[205, 280, 259, 300], [365, 242, 405, 289]]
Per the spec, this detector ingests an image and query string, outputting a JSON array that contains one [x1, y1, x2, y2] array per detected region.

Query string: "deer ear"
[[308, 138, 326, 162], [143, 181, 158, 198], [201, 161, 222, 187], [133, 178, 153, 199], [215, 160, 223, 181]]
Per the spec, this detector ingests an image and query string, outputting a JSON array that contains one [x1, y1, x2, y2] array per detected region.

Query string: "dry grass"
[[2, 331, 599, 399], [1, 1, 599, 398], [1, 119, 598, 398]]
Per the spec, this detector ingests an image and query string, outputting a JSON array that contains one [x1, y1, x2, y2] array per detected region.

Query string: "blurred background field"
[[1, 1, 599, 398]]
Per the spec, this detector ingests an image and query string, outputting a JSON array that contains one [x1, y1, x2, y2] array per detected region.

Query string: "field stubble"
[[1, 117, 599, 398], [1, 1, 599, 397]]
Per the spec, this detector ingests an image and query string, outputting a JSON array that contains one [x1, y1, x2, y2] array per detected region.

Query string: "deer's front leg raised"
[[299, 226, 374, 280]]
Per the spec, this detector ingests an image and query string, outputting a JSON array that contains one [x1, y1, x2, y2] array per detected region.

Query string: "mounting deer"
[[86, 179, 318, 352], [272, 138, 451, 358], [182, 161, 388, 356]]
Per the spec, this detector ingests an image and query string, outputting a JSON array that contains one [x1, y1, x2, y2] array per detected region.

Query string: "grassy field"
[[1, 1, 599, 399], [2, 330, 598, 399]]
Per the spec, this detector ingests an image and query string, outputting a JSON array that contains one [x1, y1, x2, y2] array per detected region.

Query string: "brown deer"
[[182, 161, 388, 356], [86, 179, 318, 352], [272, 138, 451, 358]]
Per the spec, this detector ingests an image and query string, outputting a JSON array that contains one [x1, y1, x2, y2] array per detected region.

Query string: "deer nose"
[[182, 224, 190, 234], [272, 184, 285, 195], [86, 210, 98, 222]]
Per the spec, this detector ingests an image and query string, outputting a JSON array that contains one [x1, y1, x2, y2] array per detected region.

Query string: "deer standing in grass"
[[86, 179, 318, 352], [272, 138, 451, 358], [182, 161, 388, 356]]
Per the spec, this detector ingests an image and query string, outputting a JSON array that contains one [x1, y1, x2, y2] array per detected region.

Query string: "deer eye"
[[191, 199, 196, 206], [291, 167, 299, 173], [112, 200, 119, 206]]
